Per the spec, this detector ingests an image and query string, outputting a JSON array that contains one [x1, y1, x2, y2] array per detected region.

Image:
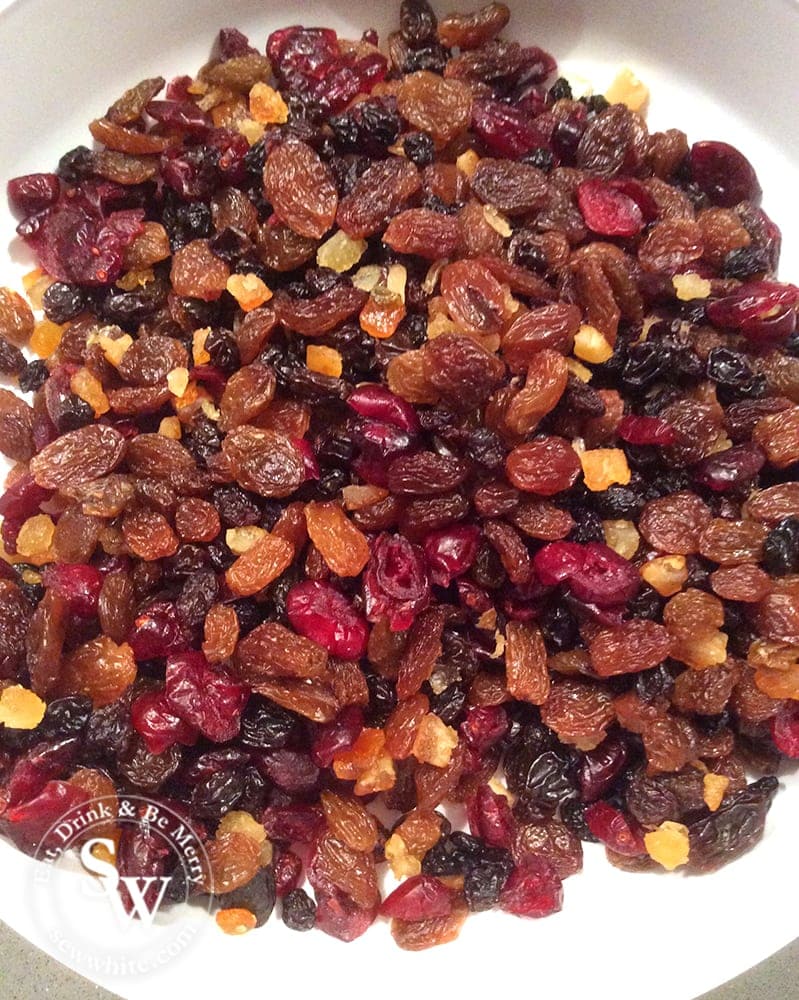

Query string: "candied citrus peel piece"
[[216, 908, 258, 935], [641, 554, 689, 597], [574, 324, 613, 363], [644, 821, 690, 871], [306, 344, 343, 377], [703, 773, 731, 812], [580, 448, 631, 491], [248, 82, 289, 124], [227, 272, 272, 311], [0, 685, 47, 729]]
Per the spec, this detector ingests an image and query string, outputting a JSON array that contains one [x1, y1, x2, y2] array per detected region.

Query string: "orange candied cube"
[[70, 368, 110, 417], [216, 908, 257, 935], [248, 83, 289, 125], [306, 345, 343, 378], [580, 448, 631, 491], [226, 272, 272, 312], [332, 728, 386, 781], [30, 319, 63, 358], [360, 290, 406, 339]]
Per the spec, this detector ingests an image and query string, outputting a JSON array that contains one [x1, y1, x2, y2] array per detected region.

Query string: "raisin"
[[506, 437, 582, 495], [337, 159, 421, 238], [263, 138, 338, 240], [397, 71, 472, 146]]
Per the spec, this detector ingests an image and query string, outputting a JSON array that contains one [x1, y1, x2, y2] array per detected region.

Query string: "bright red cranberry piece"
[[533, 541, 586, 586], [267, 26, 340, 85], [311, 706, 364, 768], [42, 563, 103, 618], [499, 857, 563, 918], [273, 848, 303, 897], [584, 801, 646, 856], [353, 420, 414, 457], [577, 178, 644, 237], [689, 140, 762, 207], [164, 651, 248, 742], [286, 580, 368, 659], [292, 437, 321, 480], [460, 705, 508, 754], [127, 601, 190, 661], [131, 691, 198, 754], [693, 442, 766, 491], [706, 280, 799, 329], [0, 475, 51, 553], [311, 51, 387, 112], [262, 803, 324, 843], [471, 98, 548, 159], [0, 474, 51, 520], [424, 525, 481, 586], [6, 739, 78, 808], [2, 780, 89, 854], [515, 84, 550, 118], [379, 875, 452, 920], [18, 203, 142, 286], [609, 178, 659, 221], [578, 734, 629, 802], [256, 749, 319, 794], [617, 414, 677, 446], [740, 305, 797, 344], [347, 384, 420, 433], [7, 173, 61, 217], [568, 542, 640, 607], [146, 100, 212, 133], [467, 784, 516, 849], [771, 704, 799, 758], [363, 532, 430, 631], [315, 888, 376, 942]]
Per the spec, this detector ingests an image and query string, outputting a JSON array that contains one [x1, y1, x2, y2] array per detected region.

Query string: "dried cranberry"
[[347, 384, 420, 433], [379, 875, 452, 920], [127, 601, 190, 660], [164, 651, 248, 742], [584, 801, 646, 856], [286, 580, 369, 659], [771, 704, 799, 758], [311, 706, 364, 768], [423, 525, 481, 586], [689, 140, 762, 207], [41, 564, 103, 618], [617, 414, 677, 447], [577, 178, 643, 237], [362, 533, 430, 631], [471, 99, 548, 160], [7, 173, 61, 217], [131, 691, 198, 754], [499, 857, 563, 918]]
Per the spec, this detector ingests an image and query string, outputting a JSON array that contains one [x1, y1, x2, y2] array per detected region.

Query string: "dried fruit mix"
[[0, 0, 797, 949]]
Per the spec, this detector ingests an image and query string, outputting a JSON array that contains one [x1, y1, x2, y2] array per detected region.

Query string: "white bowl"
[[0, 1, 797, 998]]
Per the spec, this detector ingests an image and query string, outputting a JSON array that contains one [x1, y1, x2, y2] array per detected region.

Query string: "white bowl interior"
[[0, 1, 797, 998]]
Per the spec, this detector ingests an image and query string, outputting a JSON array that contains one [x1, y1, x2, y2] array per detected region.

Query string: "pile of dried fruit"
[[1, 0, 798, 948]]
